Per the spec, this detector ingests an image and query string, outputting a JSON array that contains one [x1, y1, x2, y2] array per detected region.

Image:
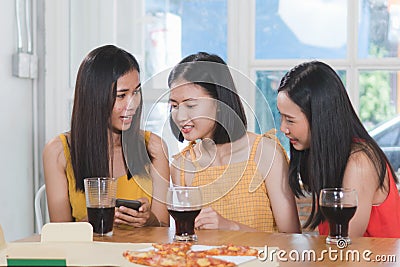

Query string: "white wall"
[[0, 0, 35, 241]]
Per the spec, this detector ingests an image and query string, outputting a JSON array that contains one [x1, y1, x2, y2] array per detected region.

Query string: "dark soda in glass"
[[87, 206, 115, 235], [168, 209, 201, 236], [320, 204, 357, 237]]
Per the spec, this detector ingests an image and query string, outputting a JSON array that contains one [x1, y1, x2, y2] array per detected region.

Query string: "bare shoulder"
[[242, 131, 257, 144], [260, 134, 280, 148], [345, 148, 380, 184], [171, 149, 194, 169], [258, 133, 287, 161], [343, 145, 387, 204], [171, 151, 184, 162], [145, 131, 168, 158], [348, 144, 377, 168], [43, 136, 64, 158], [43, 135, 66, 167]]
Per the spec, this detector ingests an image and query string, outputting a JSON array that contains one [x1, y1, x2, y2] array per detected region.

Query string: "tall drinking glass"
[[167, 186, 202, 242], [320, 188, 358, 245], [84, 177, 117, 236]]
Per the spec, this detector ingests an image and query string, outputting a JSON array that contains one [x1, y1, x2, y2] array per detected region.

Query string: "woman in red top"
[[276, 60, 400, 237]]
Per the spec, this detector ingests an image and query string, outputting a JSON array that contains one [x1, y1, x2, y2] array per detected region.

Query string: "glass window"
[[143, 102, 169, 137], [373, 124, 400, 146], [254, 70, 289, 151], [144, 0, 227, 79], [255, 0, 347, 59], [359, 0, 400, 58], [359, 70, 399, 129]]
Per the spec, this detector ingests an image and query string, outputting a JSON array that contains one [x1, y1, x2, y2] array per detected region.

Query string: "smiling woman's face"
[[169, 81, 217, 141], [111, 70, 141, 132], [277, 91, 311, 150]]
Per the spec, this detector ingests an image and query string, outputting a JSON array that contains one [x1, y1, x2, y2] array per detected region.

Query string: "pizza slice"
[[152, 242, 193, 256], [123, 250, 158, 266], [123, 250, 187, 267], [199, 244, 258, 256], [186, 251, 237, 267], [152, 252, 187, 267]]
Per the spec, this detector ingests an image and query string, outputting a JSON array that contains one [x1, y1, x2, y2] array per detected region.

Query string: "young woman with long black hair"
[[168, 52, 300, 233], [277, 61, 400, 237], [43, 45, 169, 227]]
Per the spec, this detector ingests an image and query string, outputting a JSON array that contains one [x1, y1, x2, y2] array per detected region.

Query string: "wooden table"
[[21, 227, 400, 266]]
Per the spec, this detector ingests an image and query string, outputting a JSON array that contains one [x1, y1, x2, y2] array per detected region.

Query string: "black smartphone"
[[115, 199, 142, 211]]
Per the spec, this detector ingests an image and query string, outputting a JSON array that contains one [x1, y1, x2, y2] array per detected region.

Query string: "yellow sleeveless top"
[[60, 131, 153, 222], [178, 131, 286, 232]]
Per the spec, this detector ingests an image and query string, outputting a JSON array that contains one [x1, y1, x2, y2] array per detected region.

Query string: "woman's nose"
[[126, 95, 138, 110], [280, 121, 289, 134], [174, 105, 189, 122]]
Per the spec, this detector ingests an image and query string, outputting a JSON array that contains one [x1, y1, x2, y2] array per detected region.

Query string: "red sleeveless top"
[[318, 166, 400, 237]]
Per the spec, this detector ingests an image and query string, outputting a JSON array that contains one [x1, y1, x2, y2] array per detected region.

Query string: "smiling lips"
[[181, 124, 194, 134], [120, 114, 134, 124], [287, 136, 298, 145]]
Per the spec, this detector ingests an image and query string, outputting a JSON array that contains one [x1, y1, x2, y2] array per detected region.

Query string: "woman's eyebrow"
[[117, 83, 141, 92], [168, 98, 197, 103], [280, 112, 295, 118]]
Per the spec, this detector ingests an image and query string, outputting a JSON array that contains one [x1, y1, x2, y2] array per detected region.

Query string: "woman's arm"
[[342, 150, 389, 237], [43, 136, 74, 222], [195, 207, 263, 231], [258, 137, 301, 233], [147, 132, 170, 226]]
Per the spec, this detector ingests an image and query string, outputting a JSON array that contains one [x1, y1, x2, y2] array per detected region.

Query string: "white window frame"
[[229, 0, 400, 132], [44, 0, 400, 141]]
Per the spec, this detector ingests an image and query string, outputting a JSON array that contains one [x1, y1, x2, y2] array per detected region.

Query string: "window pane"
[[143, 102, 169, 137], [359, 70, 399, 129], [145, 0, 227, 79], [359, 0, 400, 58], [373, 125, 400, 146], [255, 70, 289, 152], [255, 0, 347, 59]]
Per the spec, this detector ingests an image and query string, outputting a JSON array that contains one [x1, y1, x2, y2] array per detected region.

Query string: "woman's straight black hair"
[[70, 44, 151, 191], [278, 60, 397, 229]]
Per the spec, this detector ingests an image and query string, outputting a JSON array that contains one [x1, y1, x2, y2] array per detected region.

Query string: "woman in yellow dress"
[[168, 52, 300, 233], [43, 45, 169, 227]]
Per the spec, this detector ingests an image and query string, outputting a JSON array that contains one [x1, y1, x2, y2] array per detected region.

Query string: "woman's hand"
[[114, 197, 151, 227], [194, 207, 239, 231]]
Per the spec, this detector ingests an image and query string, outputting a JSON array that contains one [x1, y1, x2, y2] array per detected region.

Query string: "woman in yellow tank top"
[[43, 45, 169, 227], [168, 52, 300, 233]]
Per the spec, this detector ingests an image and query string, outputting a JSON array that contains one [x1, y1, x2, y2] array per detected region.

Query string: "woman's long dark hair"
[[168, 52, 247, 144], [278, 61, 397, 229], [70, 44, 151, 191]]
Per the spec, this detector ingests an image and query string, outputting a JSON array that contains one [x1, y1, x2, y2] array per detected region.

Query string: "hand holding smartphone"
[[115, 198, 142, 211]]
